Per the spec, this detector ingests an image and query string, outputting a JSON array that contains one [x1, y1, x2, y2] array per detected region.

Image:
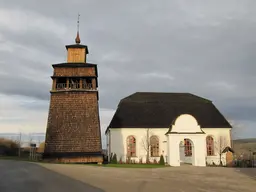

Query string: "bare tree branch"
[[141, 129, 154, 163], [215, 135, 228, 165]]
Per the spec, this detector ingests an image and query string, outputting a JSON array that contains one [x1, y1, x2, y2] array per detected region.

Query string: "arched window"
[[150, 136, 159, 157], [184, 139, 192, 156], [127, 136, 136, 157], [206, 136, 214, 156]]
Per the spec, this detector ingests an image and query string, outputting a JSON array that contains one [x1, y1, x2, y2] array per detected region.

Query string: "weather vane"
[[77, 13, 80, 33], [75, 13, 81, 44]]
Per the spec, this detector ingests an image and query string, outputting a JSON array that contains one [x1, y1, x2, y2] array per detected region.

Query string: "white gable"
[[171, 114, 202, 133]]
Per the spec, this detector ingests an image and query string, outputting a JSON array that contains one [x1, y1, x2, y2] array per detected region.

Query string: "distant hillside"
[[233, 138, 256, 157], [233, 138, 256, 144]]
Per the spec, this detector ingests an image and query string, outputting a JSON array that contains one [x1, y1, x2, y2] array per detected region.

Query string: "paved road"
[[1, 160, 255, 192], [0, 160, 104, 192], [236, 167, 256, 179], [41, 163, 256, 192]]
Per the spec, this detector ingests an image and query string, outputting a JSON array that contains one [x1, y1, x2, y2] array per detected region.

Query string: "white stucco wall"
[[172, 114, 202, 133], [106, 128, 169, 163], [106, 114, 232, 166]]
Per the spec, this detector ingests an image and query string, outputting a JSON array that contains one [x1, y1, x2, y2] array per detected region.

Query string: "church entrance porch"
[[166, 114, 206, 167], [167, 134, 206, 166]]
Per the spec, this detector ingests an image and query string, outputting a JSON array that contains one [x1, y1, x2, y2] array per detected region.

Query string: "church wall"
[[202, 128, 232, 166], [107, 128, 169, 163], [107, 127, 232, 165]]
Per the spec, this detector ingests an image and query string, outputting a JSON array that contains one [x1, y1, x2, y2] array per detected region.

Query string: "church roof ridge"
[[120, 92, 212, 103], [106, 92, 231, 132]]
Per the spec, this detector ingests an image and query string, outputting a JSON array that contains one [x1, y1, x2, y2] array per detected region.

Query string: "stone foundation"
[[43, 156, 103, 164]]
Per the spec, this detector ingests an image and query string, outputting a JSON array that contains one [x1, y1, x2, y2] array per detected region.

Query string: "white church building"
[[105, 92, 233, 166]]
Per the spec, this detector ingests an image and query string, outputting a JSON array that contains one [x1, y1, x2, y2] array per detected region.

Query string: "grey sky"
[[0, 0, 255, 139]]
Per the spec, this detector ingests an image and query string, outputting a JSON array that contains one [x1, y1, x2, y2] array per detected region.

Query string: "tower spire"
[[75, 13, 81, 44]]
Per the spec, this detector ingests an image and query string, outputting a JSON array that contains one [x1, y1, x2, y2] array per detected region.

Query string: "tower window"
[[82, 78, 93, 89], [56, 78, 67, 90], [68, 78, 80, 89]]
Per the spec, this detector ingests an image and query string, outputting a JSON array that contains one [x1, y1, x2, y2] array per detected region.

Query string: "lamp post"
[[249, 149, 252, 167], [163, 141, 167, 164], [18, 132, 22, 157]]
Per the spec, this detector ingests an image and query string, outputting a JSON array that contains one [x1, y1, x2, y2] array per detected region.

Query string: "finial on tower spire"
[[75, 13, 81, 44]]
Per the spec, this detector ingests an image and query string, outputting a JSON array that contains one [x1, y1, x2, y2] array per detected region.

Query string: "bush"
[[109, 153, 113, 162], [111, 153, 117, 164], [126, 156, 131, 164], [159, 155, 165, 165], [0, 138, 19, 156], [119, 157, 123, 164], [37, 142, 45, 153], [0, 138, 19, 148]]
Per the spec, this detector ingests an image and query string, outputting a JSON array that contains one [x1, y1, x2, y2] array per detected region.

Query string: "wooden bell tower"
[[43, 17, 103, 163]]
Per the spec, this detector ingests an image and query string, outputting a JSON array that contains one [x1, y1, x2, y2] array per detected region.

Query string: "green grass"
[[0, 156, 39, 162], [0, 156, 168, 168], [94, 163, 168, 168]]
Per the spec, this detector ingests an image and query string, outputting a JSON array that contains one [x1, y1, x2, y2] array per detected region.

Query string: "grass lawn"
[[0, 156, 40, 162], [94, 163, 168, 168], [0, 156, 29, 161], [0, 156, 168, 168]]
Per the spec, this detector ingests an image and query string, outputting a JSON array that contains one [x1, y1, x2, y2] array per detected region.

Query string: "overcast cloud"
[[0, 0, 256, 140]]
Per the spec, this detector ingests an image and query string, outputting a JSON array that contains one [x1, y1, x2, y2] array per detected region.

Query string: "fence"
[[108, 154, 165, 164], [206, 153, 256, 168], [232, 159, 256, 168], [231, 153, 256, 168]]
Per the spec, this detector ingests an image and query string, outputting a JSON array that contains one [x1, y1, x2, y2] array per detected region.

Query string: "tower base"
[[42, 152, 103, 164]]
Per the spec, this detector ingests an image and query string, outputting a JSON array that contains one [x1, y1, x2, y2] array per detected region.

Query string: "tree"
[[13, 132, 22, 157], [159, 155, 165, 165], [109, 153, 113, 162], [0, 138, 19, 156], [141, 128, 155, 163], [227, 119, 244, 148], [215, 135, 228, 166], [0, 138, 19, 148], [111, 153, 117, 164], [141, 129, 150, 163], [37, 142, 45, 153], [28, 133, 33, 146]]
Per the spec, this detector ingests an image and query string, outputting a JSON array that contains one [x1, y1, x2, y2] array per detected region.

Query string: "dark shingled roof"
[[222, 147, 234, 153], [52, 63, 98, 77], [107, 92, 232, 132]]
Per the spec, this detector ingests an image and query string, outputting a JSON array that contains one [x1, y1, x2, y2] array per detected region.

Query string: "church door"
[[179, 139, 194, 165]]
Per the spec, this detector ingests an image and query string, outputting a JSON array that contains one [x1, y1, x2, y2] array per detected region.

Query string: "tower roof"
[[75, 31, 81, 44], [65, 13, 89, 54]]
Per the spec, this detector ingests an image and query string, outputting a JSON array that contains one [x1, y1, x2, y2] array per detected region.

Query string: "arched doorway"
[[179, 138, 194, 165]]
